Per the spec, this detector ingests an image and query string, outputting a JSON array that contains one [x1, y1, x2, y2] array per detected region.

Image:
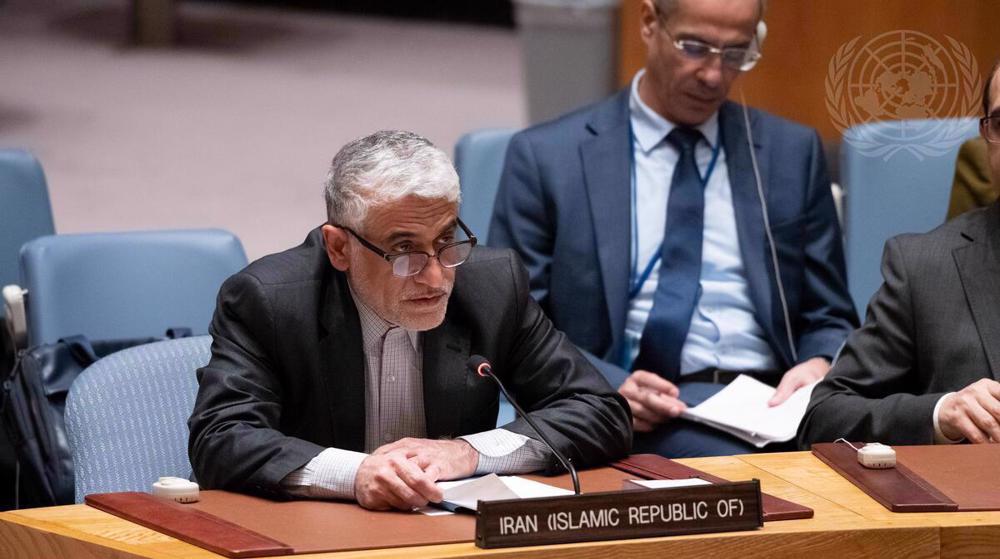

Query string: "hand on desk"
[[618, 370, 686, 433], [768, 357, 830, 407], [937, 379, 1000, 443], [355, 438, 478, 510]]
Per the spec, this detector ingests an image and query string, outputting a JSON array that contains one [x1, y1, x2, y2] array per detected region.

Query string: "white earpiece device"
[[857, 443, 897, 469], [152, 477, 200, 503]]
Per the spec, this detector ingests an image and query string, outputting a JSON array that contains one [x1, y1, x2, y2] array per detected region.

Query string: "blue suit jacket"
[[489, 90, 859, 386]]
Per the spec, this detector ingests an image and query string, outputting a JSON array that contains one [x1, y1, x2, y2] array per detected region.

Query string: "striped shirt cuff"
[[460, 429, 551, 475], [280, 448, 368, 500]]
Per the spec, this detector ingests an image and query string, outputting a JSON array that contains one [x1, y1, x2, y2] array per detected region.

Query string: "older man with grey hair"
[[189, 130, 632, 510]]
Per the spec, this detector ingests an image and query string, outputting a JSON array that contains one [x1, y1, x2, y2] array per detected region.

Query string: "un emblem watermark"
[[826, 30, 982, 160]]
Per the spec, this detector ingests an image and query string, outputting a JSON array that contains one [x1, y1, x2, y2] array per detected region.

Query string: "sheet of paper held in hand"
[[680, 374, 819, 447], [418, 474, 573, 516]]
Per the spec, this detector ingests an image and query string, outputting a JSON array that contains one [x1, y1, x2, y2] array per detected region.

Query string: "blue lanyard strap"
[[628, 123, 722, 300]]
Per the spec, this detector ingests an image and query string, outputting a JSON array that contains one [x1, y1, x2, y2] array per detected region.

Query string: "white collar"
[[628, 69, 720, 154]]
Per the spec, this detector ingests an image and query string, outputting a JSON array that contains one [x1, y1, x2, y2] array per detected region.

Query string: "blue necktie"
[[633, 127, 705, 380]]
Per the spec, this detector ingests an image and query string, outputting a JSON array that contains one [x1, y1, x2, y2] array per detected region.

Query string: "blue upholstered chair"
[[454, 128, 520, 426], [19, 229, 248, 347], [454, 128, 516, 245], [841, 118, 980, 316], [0, 149, 55, 291], [65, 336, 210, 502], [1, 149, 55, 352]]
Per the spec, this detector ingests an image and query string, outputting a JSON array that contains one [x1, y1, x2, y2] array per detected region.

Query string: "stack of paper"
[[680, 374, 819, 447], [419, 474, 572, 515]]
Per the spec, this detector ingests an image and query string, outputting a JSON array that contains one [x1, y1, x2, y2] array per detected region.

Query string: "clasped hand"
[[938, 379, 1000, 443], [354, 437, 478, 511]]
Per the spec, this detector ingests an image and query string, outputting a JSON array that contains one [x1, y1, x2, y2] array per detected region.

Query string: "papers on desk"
[[680, 374, 819, 448], [624, 478, 712, 490], [418, 474, 572, 516]]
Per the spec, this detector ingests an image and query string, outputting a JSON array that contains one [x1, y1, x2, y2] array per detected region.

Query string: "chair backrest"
[[454, 128, 517, 245], [842, 118, 980, 316], [20, 229, 247, 346], [0, 149, 55, 298], [65, 336, 210, 502]]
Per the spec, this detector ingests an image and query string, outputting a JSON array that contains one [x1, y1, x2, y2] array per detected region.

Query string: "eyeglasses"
[[981, 116, 1000, 144], [335, 218, 477, 277], [655, 9, 761, 71]]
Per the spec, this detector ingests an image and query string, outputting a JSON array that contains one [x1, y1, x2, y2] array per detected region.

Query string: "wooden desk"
[[0, 453, 973, 559], [742, 452, 1000, 558]]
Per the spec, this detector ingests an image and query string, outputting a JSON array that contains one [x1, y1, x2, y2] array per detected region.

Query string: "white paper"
[[627, 478, 711, 489], [418, 474, 572, 515], [679, 374, 819, 447]]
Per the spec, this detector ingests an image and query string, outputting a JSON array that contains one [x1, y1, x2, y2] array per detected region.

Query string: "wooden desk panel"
[[0, 454, 967, 559], [740, 452, 1000, 558]]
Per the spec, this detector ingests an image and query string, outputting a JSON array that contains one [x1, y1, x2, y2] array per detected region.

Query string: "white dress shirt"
[[623, 69, 778, 375]]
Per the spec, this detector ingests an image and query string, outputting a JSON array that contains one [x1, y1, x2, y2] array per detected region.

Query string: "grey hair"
[[654, 0, 766, 22], [324, 130, 460, 229]]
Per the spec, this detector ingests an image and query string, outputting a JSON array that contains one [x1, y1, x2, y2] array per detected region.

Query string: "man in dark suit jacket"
[[800, 61, 1000, 446], [490, 0, 857, 457], [189, 131, 631, 511]]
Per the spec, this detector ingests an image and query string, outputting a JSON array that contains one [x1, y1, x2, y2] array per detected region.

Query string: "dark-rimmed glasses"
[[654, 7, 762, 71], [334, 218, 477, 277], [981, 116, 1000, 144]]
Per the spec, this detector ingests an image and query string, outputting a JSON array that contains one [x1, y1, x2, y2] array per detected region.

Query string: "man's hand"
[[353, 438, 477, 511], [768, 357, 830, 406], [354, 437, 478, 511], [618, 370, 686, 432], [354, 450, 443, 511], [373, 437, 478, 481], [937, 379, 1000, 443]]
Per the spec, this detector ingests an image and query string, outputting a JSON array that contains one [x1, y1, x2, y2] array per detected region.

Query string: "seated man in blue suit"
[[490, 0, 858, 457]]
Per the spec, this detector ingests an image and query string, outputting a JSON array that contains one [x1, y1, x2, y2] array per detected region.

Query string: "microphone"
[[467, 355, 581, 495]]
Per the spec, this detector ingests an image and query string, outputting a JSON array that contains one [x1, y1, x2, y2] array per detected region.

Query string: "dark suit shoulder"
[[451, 247, 526, 311], [737, 102, 819, 143], [455, 246, 522, 289], [239, 228, 327, 286], [514, 90, 628, 147], [890, 203, 998, 260]]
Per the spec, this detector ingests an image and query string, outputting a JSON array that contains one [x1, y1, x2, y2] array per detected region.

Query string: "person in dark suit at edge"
[[188, 130, 632, 511], [490, 0, 857, 457], [799, 61, 1000, 447]]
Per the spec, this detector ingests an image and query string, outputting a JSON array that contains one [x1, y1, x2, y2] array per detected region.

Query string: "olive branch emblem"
[[825, 31, 982, 161]]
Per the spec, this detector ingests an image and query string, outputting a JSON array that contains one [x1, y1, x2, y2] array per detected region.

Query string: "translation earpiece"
[[755, 20, 767, 48]]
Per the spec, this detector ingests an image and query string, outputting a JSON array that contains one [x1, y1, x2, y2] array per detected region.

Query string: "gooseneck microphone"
[[466, 355, 581, 495]]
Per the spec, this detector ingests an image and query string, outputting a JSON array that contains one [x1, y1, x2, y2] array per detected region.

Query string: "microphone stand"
[[469, 357, 581, 495]]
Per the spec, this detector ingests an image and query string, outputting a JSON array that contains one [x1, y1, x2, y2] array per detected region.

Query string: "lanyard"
[[628, 121, 722, 300]]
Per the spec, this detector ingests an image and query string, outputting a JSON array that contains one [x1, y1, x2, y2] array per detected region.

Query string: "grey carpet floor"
[[0, 0, 525, 259]]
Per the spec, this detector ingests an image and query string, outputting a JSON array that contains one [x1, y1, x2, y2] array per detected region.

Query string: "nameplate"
[[475, 479, 762, 548]]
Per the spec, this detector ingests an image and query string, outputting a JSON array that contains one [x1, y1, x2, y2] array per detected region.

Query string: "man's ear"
[[639, 0, 658, 47], [322, 224, 351, 272]]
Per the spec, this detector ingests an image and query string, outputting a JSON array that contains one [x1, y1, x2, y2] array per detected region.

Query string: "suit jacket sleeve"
[[489, 132, 634, 389], [798, 237, 943, 447], [494, 251, 633, 472], [793, 131, 859, 363], [489, 132, 554, 308], [188, 272, 325, 497]]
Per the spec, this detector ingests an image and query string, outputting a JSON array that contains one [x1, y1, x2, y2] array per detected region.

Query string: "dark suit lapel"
[[953, 204, 1000, 378], [317, 270, 367, 452], [422, 314, 471, 439], [581, 90, 632, 353], [720, 102, 791, 367]]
